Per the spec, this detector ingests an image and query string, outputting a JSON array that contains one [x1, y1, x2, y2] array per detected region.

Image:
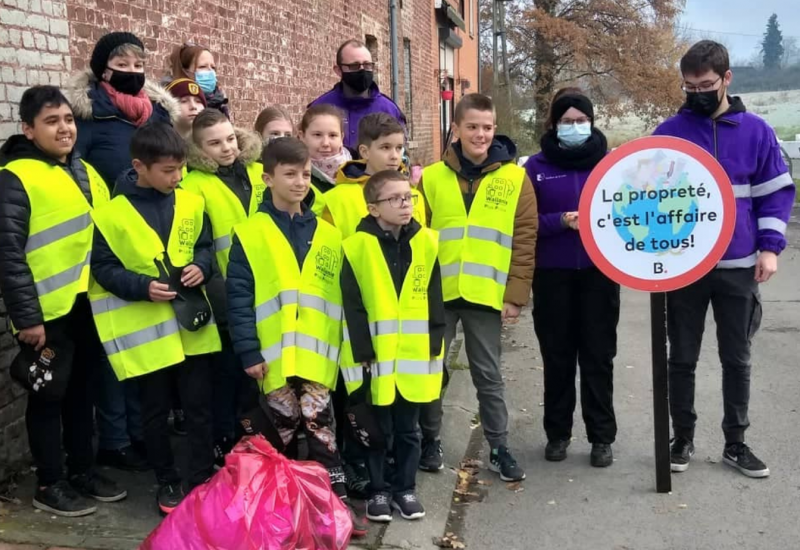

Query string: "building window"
[[459, 0, 465, 17], [365, 35, 378, 62], [403, 39, 414, 139]]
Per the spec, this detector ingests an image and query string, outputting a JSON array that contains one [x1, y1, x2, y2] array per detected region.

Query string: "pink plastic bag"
[[141, 435, 353, 550]]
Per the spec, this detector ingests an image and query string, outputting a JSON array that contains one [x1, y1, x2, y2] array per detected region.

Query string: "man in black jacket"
[[0, 86, 126, 516]]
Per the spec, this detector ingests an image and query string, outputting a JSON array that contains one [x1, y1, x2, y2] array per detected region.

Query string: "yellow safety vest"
[[2, 159, 109, 324], [324, 183, 426, 239], [422, 162, 523, 311], [90, 189, 221, 381], [339, 228, 443, 405], [181, 162, 265, 277], [232, 213, 343, 394]]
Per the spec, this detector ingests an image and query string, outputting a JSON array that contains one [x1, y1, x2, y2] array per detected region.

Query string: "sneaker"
[[157, 483, 185, 515], [344, 461, 370, 499], [96, 445, 149, 472], [33, 480, 97, 517], [590, 443, 613, 468], [343, 498, 369, 536], [171, 409, 187, 436], [670, 437, 694, 473], [366, 492, 393, 522], [723, 443, 770, 478], [69, 471, 127, 502], [489, 446, 526, 482], [419, 438, 444, 472], [213, 437, 233, 470], [392, 491, 426, 520], [545, 439, 570, 462]]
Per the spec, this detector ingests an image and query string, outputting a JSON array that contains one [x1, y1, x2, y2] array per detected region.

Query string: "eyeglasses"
[[681, 77, 721, 93], [373, 194, 417, 208], [339, 62, 376, 72], [559, 117, 591, 125]]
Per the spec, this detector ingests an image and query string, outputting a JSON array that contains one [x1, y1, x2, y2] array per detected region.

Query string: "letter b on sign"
[[653, 262, 664, 274]]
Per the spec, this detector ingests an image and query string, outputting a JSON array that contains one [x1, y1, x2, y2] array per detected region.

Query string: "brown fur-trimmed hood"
[[186, 127, 263, 173], [65, 69, 180, 123]]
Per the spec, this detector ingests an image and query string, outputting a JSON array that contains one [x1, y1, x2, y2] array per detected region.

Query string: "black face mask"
[[685, 89, 723, 117], [341, 70, 374, 94], [107, 69, 146, 96]]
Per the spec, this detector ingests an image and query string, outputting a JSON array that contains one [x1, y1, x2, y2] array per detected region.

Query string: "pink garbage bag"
[[141, 435, 353, 550]]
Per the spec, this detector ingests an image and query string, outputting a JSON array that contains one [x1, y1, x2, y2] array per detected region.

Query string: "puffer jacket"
[[66, 69, 179, 191], [0, 136, 97, 329]]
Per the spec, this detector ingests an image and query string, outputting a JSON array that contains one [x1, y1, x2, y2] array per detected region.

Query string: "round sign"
[[579, 136, 736, 292]]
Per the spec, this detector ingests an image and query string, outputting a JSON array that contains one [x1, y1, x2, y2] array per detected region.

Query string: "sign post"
[[579, 136, 736, 493]]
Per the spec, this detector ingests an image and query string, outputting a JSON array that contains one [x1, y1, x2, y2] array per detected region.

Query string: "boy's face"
[[359, 132, 404, 174], [367, 178, 413, 227], [133, 157, 184, 194], [452, 109, 496, 162], [197, 121, 239, 167], [21, 103, 76, 162], [264, 160, 312, 206], [179, 96, 205, 125]]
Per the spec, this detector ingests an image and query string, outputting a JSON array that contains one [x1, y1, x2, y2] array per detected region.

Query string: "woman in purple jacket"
[[524, 89, 619, 468]]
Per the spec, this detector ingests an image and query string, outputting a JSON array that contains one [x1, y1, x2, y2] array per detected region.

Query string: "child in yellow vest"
[[90, 122, 220, 515], [225, 137, 368, 537], [321, 112, 425, 238], [339, 170, 445, 523]]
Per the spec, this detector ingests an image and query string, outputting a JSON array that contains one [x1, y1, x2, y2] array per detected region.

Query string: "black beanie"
[[90, 32, 145, 80], [550, 93, 595, 127]]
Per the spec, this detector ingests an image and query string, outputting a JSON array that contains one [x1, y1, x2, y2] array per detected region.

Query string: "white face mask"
[[557, 122, 592, 148]]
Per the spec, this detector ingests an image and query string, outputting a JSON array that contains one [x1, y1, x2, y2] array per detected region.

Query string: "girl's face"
[[262, 119, 294, 141], [299, 115, 344, 158], [192, 50, 215, 73]]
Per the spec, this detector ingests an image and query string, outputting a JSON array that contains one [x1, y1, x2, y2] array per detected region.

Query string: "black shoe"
[[213, 437, 233, 470], [33, 480, 97, 517], [69, 471, 127, 502], [344, 461, 370, 499], [342, 497, 369, 536], [96, 445, 150, 472], [171, 409, 187, 436], [392, 491, 425, 520], [545, 439, 570, 462], [590, 443, 614, 468], [366, 492, 393, 523], [489, 446, 526, 482], [157, 483, 185, 515], [723, 442, 770, 478], [670, 437, 694, 473], [419, 438, 444, 472]]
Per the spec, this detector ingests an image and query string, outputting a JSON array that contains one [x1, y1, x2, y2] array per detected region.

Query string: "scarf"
[[312, 148, 352, 182], [539, 127, 608, 171], [100, 82, 153, 127]]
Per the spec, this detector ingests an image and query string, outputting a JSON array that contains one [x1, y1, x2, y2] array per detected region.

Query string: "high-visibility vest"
[[422, 162, 524, 311], [2, 158, 109, 324], [339, 228, 443, 405], [181, 162, 265, 277], [324, 183, 426, 239], [232, 213, 343, 394], [310, 182, 326, 217], [89, 189, 221, 381]]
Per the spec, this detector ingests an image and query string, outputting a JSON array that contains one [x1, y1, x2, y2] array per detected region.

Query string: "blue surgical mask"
[[557, 122, 592, 148], [194, 69, 217, 94]]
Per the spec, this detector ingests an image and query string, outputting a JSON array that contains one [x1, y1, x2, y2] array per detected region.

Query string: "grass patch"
[[774, 126, 800, 141]]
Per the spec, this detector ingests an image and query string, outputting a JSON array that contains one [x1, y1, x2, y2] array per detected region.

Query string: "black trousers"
[[667, 267, 761, 444], [533, 268, 620, 444], [139, 354, 214, 487], [367, 394, 421, 496], [25, 296, 98, 486]]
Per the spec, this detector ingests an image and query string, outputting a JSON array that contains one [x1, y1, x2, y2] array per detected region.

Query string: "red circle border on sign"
[[578, 136, 736, 293]]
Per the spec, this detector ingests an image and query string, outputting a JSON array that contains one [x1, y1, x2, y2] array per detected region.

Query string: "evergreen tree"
[[762, 13, 784, 70]]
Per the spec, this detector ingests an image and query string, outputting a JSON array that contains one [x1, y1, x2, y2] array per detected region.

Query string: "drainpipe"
[[477, 0, 482, 93], [389, 0, 400, 102]]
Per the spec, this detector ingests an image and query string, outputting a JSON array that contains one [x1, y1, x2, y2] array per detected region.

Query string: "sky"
[[680, 0, 800, 64]]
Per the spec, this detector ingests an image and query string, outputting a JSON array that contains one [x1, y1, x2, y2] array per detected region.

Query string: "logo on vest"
[[484, 178, 515, 211], [411, 265, 428, 300], [178, 218, 196, 251], [315, 246, 339, 283], [255, 185, 265, 206]]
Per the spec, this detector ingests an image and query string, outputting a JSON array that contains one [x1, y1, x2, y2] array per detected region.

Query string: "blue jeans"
[[95, 355, 144, 450]]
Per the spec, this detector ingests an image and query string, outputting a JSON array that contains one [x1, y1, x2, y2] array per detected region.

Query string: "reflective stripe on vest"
[[422, 162, 524, 310], [339, 228, 443, 405], [3, 159, 109, 324], [181, 162, 265, 277], [233, 212, 343, 393], [324, 183, 426, 239], [89, 189, 221, 381]]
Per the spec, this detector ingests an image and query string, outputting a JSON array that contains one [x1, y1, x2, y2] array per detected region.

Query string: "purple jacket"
[[525, 152, 598, 269], [653, 98, 795, 268], [309, 83, 406, 150]]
